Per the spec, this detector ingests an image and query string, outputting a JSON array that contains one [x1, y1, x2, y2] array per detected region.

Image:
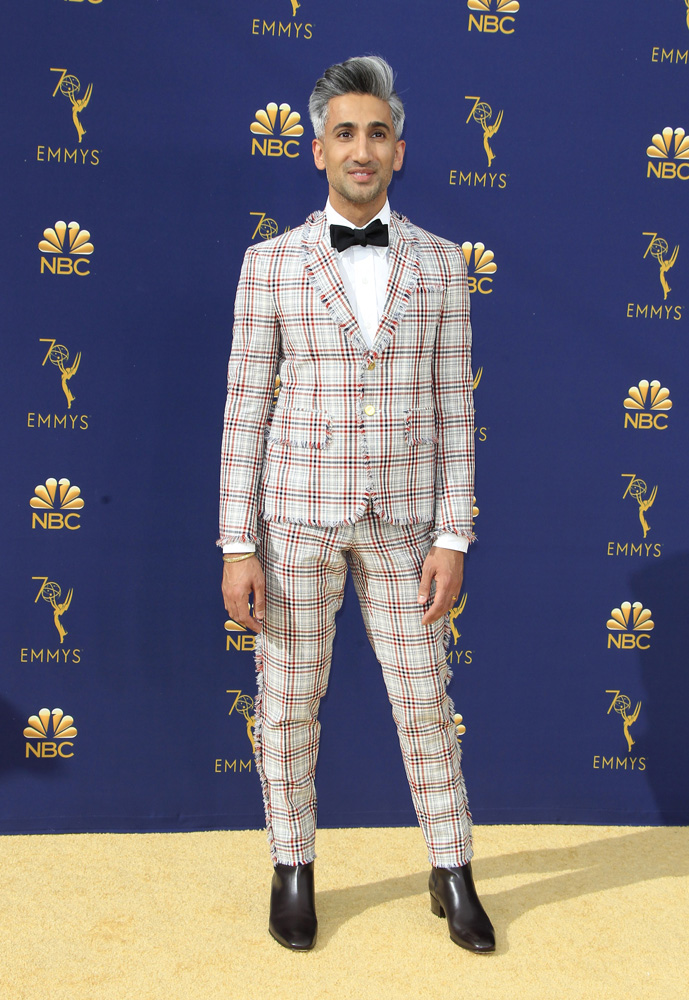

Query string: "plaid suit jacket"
[[219, 209, 475, 546]]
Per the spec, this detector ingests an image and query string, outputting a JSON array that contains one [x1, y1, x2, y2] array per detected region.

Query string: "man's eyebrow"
[[330, 120, 391, 133]]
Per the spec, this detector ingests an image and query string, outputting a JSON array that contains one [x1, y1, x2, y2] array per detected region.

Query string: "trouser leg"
[[347, 509, 473, 868], [255, 518, 348, 865]]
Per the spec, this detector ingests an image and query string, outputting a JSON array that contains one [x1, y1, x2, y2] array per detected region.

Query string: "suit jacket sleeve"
[[432, 244, 475, 542], [219, 246, 280, 546]]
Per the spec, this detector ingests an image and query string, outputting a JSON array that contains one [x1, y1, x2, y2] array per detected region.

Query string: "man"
[[220, 56, 494, 954]]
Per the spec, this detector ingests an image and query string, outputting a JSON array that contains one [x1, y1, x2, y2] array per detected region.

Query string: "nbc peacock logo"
[[606, 601, 654, 650], [623, 380, 672, 429], [24, 707, 77, 759], [250, 102, 303, 158], [461, 242, 497, 294], [646, 126, 689, 180], [39, 220, 93, 275], [467, 0, 519, 34], [30, 477, 84, 530]]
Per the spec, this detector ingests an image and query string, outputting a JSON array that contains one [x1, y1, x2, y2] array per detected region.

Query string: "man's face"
[[312, 93, 405, 221]]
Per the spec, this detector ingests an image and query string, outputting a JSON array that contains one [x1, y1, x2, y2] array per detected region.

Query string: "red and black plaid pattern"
[[219, 211, 475, 546], [254, 506, 473, 868]]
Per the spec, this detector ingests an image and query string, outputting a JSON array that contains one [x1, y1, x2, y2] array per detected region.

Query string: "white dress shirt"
[[327, 200, 390, 350], [223, 199, 468, 554]]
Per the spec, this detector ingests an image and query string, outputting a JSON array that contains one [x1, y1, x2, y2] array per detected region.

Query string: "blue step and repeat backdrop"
[[2, 0, 688, 834]]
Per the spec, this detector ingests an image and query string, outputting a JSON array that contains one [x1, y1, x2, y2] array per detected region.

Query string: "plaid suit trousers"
[[254, 504, 473, 868]]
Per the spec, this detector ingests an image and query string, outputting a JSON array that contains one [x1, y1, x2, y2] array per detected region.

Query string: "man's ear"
[[312, 137, 326, 171], [393, 139, 406, 172]]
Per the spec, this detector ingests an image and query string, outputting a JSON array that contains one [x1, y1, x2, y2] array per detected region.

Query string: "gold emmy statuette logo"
[[647, 126, 689, 179], [623, 380, 672, 429], [606, 601, 654, 649], [33, 577, 73, 644], [606, 474, 662, 559], [24, 707, 77, 758], [621, 474, 657, 538], [626, 235, 682, 320], [40, 339, 81, 408], [250, 212, 291, 241], [606, 691, 641, 753], [446, 594, 473, 665], [290, 0, 300, 14], [64, 0, 104, 5], [449, 593, 468, 645], [30, 477, 84, 530], [642, 233, 680, 301], [461, 242, 497, 294], [686, 0, 689, 30], [467, 0, 519, 34], [465, 97, 503, 167], [51, 69, 92, 143], [473, 366, 483, 390], [227, 690, 256, 750], [250, 103, 303, 158], [39, 221, 93, 275]]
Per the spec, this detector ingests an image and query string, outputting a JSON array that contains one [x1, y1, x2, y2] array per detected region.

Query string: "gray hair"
[[308, 56, 405, 140]]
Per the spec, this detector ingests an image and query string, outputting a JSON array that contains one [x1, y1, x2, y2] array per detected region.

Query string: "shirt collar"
[[325, 199, 391, 257]]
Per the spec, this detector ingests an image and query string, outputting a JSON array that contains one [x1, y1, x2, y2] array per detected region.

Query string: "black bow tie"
[[330, 218, 389, 253]]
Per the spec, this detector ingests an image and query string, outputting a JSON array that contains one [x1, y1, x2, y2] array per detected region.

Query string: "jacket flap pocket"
[[268, 408, 332, 449], [404, 407, 438, 445]]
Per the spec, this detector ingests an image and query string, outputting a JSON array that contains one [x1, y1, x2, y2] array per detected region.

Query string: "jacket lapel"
[[301, 210, 420, 356], [375, 213, 420, 351], [302, 212, 362, 345]]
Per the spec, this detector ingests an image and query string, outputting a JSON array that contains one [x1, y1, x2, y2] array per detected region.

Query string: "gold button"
[[367, 361, 376, 370], [364, 404, 375, 416]]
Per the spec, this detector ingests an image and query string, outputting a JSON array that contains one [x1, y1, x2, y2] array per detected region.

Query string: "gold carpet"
[[2, 825, 687, 1000]]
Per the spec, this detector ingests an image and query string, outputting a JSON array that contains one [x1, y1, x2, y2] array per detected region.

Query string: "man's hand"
[[417, 547, 464, 625], [222, 556, 266, 633]]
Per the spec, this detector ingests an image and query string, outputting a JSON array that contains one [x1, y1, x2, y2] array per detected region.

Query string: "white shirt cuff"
[[222, 542, 256, 554], [434, 532, 468, 553]]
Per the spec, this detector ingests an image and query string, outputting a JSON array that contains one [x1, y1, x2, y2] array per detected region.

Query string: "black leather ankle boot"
[[429, 862, 495, 953], [269, 861, 317, 951]]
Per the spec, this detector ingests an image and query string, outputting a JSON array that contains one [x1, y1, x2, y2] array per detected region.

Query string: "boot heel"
[[430, 893, 445, 919]]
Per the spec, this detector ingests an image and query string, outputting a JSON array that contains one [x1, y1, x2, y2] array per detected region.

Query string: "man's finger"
[[253, 578, 266, 623], [417, 561, 434, 604], [422, 591, 449, 625]]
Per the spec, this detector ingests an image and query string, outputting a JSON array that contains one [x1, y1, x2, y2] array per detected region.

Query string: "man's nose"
[[352, 134, 372, 162]]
